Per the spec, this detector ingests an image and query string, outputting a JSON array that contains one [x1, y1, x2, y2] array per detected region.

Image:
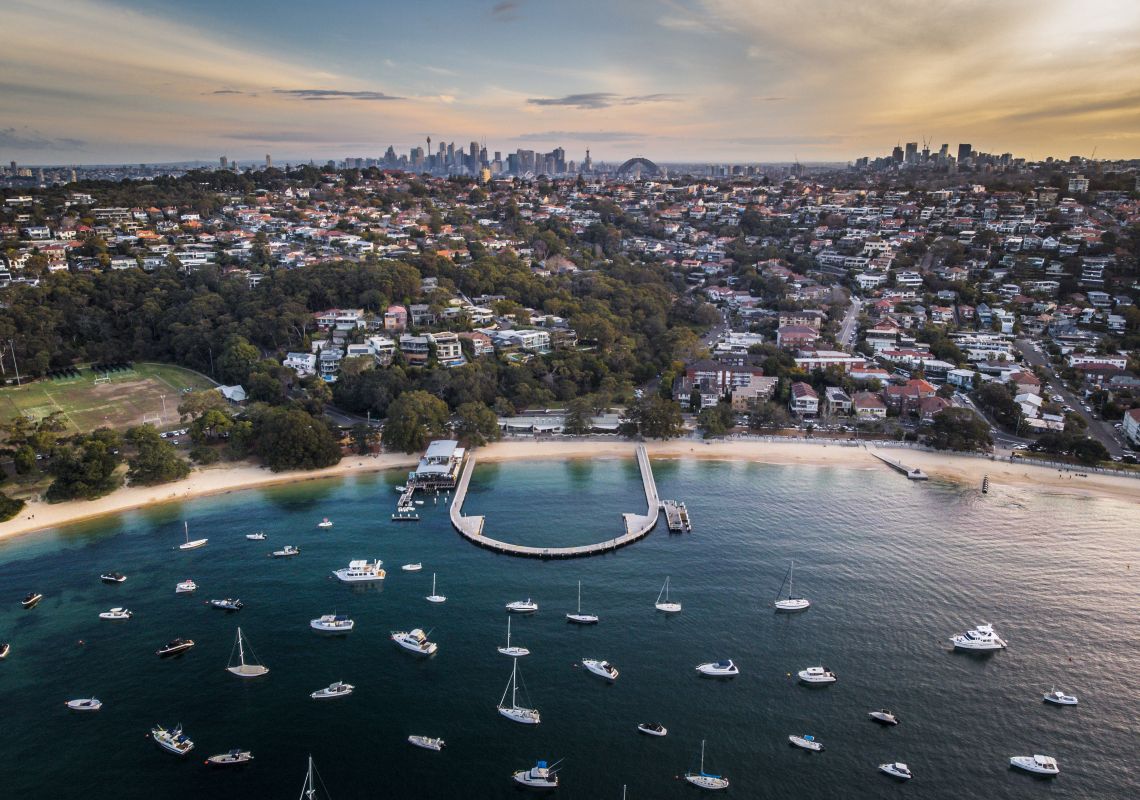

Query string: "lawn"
[[0, 363, 216, 434]]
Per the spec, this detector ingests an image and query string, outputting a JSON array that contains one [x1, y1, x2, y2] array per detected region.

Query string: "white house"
[[283, 351, 317, 377]]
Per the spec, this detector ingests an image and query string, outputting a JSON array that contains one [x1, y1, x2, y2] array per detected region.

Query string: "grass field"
[[0, 363, 216, 434]]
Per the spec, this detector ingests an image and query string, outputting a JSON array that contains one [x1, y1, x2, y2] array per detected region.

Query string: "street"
[[837, 295, 862, 352]]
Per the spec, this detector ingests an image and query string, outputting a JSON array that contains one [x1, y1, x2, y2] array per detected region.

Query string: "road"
[[837, 295, 862, 352]]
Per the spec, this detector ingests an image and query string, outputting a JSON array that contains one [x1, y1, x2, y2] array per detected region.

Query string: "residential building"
[[384, 304, 408, 331], [852, 391, 887, 419], [429, 331, 466, 367], [824, 386, 852, 416], [1123, 408, 1140, 447], [776, 324, 819, 350], [789, 381, 819, 417], [399, 333, 431, 365]]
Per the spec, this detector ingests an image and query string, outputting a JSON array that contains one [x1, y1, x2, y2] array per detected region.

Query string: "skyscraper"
[[891, 145, 904, 162], [265, 154, 272, 168], [904, 142, 918, 163], [957, 143, 972, 163], [219, 155, 228, 169]]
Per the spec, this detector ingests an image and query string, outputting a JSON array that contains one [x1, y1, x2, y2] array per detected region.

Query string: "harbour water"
[[0, 457, 1137, 799]]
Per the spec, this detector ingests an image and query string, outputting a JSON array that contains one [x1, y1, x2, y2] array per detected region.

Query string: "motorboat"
[[311, 614, 354, 633], [270, 545, 301, 558], [637, 722, 667, 737], [950, 622, 1007, 651], [498, 659, 540, 724], [408, 735, 445, 751], [245, 532, 266, 541], [402, 563, 423, 572], [684, 740, 729, 790], [100, 572, 126, 584], [98, 607, 132, 621], [1010, 755, 1060, 775], [206, 749, 254, 767], [789, 734, 824, 751], [66, 697, 103, 712], [497, 616, 530, 657], [506, 599, 538, 613], [152, 723, 194, 756], [879, 762, 912, 780], [156, 638, 195, 658], [175, 579, 197, 594], [226, 627, 269, 677], [209, 598, 243, 611], [655, 576, 681, 613], [696, 659, 739, 677], [22, 592, 43, 609], [395, 484, 407, 492], [425, 572, 446, 603], [774, 560, 811, 612], [798, 666, 837, 685], [513, 760, 560, 789], [311, 681, 354, 700], [178, 521, 208, 551], [0, 642, 9, 659], [332, 559, 386, 582], [317, 518, 333, 529], [1043, 688, 1078, 705], [391, 628, 438, 655], [566, 580, 598, 624], [581, 658, 619, 681], [869, 709, 899, 725]]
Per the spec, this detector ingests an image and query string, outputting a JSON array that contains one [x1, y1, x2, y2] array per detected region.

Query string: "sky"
[[3, 0, 1140, 165]]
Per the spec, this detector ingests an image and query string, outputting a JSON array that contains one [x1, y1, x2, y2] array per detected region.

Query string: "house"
[[429, 332, 466, 367], [493, 329, 551, 353], [1015, 392, 1044, 418], [283, 351, 317, 377], [384, 304, 408, 331], [684, 359, 766, 395], [1008, 371, 1042, 396], [778, 310, 826, 330], [916, 395, 951, 422], [883, 378, 937, 414], [852, 391, 887, 419], [729, 374, 779, 411], [399, 334, 431, 365], [366, 335, 397, 366], [1123, 408, 1140, 447], [318, 348, 344, 381], [459, 331, 494, 357], [217, 384, 247, 404], [789, 382, 819, 417], [314, 308, 365, 330], [947, 368, 977, 390], [1067, 353, 1128, 370], [776, 324, 819, 350], [824, 387, 852, 416], [409, 303, 437, 327]]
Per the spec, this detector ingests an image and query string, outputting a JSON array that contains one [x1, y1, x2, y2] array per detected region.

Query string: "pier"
[[871, 451, 928, 480], [449, 444, 664, 559], [662, 500, 692, 532]]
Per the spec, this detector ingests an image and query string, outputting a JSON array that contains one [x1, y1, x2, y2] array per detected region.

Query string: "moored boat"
[[206, 749, 254, 767], [506, 598, 538, 613], [98, 607, 132, 621], [425, 572, 446, 603], [245, 532, 266, 540], [696, 659, 738, 677], [22, 592, 43, 609], [498, 659, 540, 724], [178, 521, 208, 551], [879, 762, 912, 780], [789, 734, 824, 751], [66, 697, 103, 712], [774, 560, 811, 612], [402, 563, 423, 572], [869, 709, 899, 725], [1043, 687, 1078, 705], [225, 627, 268, 677], [0, 642, 10, 659], [637, 722, 667, 736], [270, 545, 301, 558], [391, 628, 438, 655], [797, 666, 837, 685], [332, 559, 385, 582], [581, 658, 619, 681], [684, 740, 729, 790], [152, 723, 194, 756], [175, 579, 197, 594], [655, 576, 681, 613], [513, 760, 560, 789], [311, 614, 354, 633], [317, 517, 333, 529], [311, 681, 354, 700], [566, 580, 599, 624], [156, 638, 195, 658], [1010, 754, 1060, 775], [497, 616, 530, 657], [100, 572, 126, 584], [408, 735, 445, 751], [950, 622, 1007, 652], [208, 598, 243, 611]]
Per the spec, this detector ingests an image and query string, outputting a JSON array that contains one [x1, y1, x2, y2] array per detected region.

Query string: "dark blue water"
[[0, 458, 1137, 799]]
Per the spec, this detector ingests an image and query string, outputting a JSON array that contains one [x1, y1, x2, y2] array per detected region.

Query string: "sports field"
[[0, 363, 216, 434]]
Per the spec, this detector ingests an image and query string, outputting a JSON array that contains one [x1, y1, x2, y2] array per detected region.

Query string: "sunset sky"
[[3, 0, 1140, 165]]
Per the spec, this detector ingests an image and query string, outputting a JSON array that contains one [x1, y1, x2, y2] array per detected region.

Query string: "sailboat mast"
[[700, 739, 706, 772], [184, 521, 189, 542], [577, 580, 582, 613], [237, 628, 245, 665], [511, 659, 518, 707], [788, 561, 794, 597], [506, 616, 511, 646]]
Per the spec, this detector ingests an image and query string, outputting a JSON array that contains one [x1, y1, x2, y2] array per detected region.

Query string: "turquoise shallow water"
[[0, 457, 1137, 799]]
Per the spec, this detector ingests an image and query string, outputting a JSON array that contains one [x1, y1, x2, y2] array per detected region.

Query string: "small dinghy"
[[402, 563, 423, 572], [98, 607, 132, 621], [869, 709, 899, 725], [100, 572, 126, 584], [789, 734, 824, 751], [696, 659, 739, 677], [637, 722, 667, 737], [0, 642, 10, 659], [408, 735, 445, 751], [22, 592, 43, 609], [317, 518, 333, 529], [1010, 754, 1060, 776], [1043, 688, 1078, 705], [66, 697, 103, 712], [206, 749, 254, 767], [879, 762, 912, 780], [311, 681, 354, 700]]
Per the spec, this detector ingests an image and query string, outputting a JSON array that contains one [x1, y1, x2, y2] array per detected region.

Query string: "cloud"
[[527, 92, 679, 109], [998, 89, 1140, 124], [517, 130, 646, 142], [722, 134, 848, 146], [211, 89, 244, 95], [491, 1, 523, 20], [0, 126, 85, 151], [272, 89, 403, 101]]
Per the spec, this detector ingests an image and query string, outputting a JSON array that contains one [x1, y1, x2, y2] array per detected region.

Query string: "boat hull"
[[775, 599, 811, 612], [66, 699, 102, 712], [789, 736, 823, 751], [684, 775, 729, 790], [655, 602, 682, 613], [566, 614, 598, 624], [498, 646, 530, 657], [513, 774, 558, 790], [506, 603, 538, 613], [1010, 757, 1059, 775], [498, 706, 540, 724], [206, 753, 253, 767], [637, 724, 667, 737], [179, 539, 208, 550], [408, 736, 444, 751]]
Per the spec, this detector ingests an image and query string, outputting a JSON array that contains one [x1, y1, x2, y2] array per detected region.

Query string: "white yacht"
[[497, 616, 530, 657], [206, 749, 254, 767], [175, 579, 197, 594], [408, 735, 444, 751], [798, 666, 837, 685], [208, 598, 243, 611], [391, 628, 438, 655], [498, 659, 540, 724], [879, 762, 912, 780], [245, 532, 266, 541], [566, 580, 599, 624], [311, 614, 354, 633], [98, 607, 132, 621], [1010, 755, 1060, 775], [225, 627, 268, 678], [65, 697, 102, 712], [513, 760, 560, 790], [684, 740, 729, 790], [869, 709, 899, 725], [402, 563, 423, 572], [178, 521, 208, 551], [950, 622, 1007, 651], [774, 560, 811, 612], [655, 576, 681, 613], [696, 659, 739, 677], [317, 518, 333, 529], [100, 572, 126, 584], [425, 573, 446, 604], [152, 724, 194, 756], [1043, 688, 1078, 705], [310, 681, 354, 700], [506, 598, 538, 613], [789, 734, 824, 751], [270, 545, 300, 558], [581, 658, 619, 681], [332, 559, 385, 582], [637, 722, 667, 737]]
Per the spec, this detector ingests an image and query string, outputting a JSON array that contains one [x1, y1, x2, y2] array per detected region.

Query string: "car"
[[1051, 394, 1064, 402], [1013, 444, 1029, 450], [1114, 423, 1123, 430]]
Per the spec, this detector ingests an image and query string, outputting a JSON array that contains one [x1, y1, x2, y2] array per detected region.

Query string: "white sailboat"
[[566, 580, 598, 624], [498, 658, 540, 724], [655, 576, 681, 613], [774, 560, 810, 612], [298, 755, 322, 799], [497, 615, 530, 657], [684, 739, 729, 790], [178, 521, 208, 551], [425, 572, 446, 604], [226, 627, 269, 678]]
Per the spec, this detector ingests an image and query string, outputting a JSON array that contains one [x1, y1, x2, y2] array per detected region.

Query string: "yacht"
[[391, 628, 438, 655], [1010, 755, 1060, 775], [513, 760, 560, 790], [152, 724, 194, 756], [655, 576, 681, 613], [879, 762, 912, 780], [425, 572, 446, 603], [402, 563, 423, 572], [498, 659, 540, 724], [65, 697, 103, 712], [408, 735, 445, 751], [206, 749, 254, 767], [684, 740, 729, 790], [566, 580, 599, 624], [21, 592, 43, 609], [310, 681, 354, 700], [225, 627, 269, 677], [175, 579, 197, 594], [178, 521, 208, 551], [98, 607, 132, 621], [506, 599, 538, 613], [774, 560, 811, 612], [332, 559, 385, 582], [950, 622, 1007, 651], [581, 658, 619, 681], [497, 616, 530, 657], [270, 545, 301, 558], [798, 666, 837, 685], [156, 638, 195, 658], [317, 518, 333, 529], [637, 722, 667, 737], [208, 598, 243, 611], [0, 642, 9, 659], [696, 660, 739, 677], [311, 614, 354, 633], [789, 734, 824, 751], [1043, 688, 1078, 705], [100, 572, 126, 584], [869, 709, 899, 725], [245, 532, 266, 541]]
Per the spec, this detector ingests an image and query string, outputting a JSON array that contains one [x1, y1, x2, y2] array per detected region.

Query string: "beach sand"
[[2, 439, 1135, 544]]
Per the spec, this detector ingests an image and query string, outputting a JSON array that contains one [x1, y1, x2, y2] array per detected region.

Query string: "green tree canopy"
[[46, 428, 123, 501], [253, 407, 342, 472], [125, 424, 191, 485], [383, 390, 451, 453], [453, 401, 501, 447]]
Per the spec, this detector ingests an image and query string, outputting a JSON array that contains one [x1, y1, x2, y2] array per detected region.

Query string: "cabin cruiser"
[[789, 734, 824, 751], [311, 681, 354, 700], [1044, 688, 1078, 705], [270, 545, 300, 558], [317, 518, 333, 529], [391, 628, 438, 655], [333, 559, 386, 582], [512, 760, 560, 789], [22, 592, 43, 609], [206, 749, 254, 767], [175, 579, 197, 594], [798, 666, 837, 685], [98, 607, 132, 621], [506, 599, 538, 613], [869, 709, 899, 725], [311, 614, 354, 633], [408, 735, 445, 751], [65, 697, 102, 712], [637, 722, 667, 737], [208, 598, 243, 611], [696, 659, 739, 677], [245, 532, 266, 541], [1010, 755, 1060, 775], [402, 563, 423, 572], [152, 724, 194, 756], [950, 622, 1007, 651], [581, 659, 619, 681], [156, 638, 195, 657], [100, 572, 126, 584], [879, 762, 912, 780]]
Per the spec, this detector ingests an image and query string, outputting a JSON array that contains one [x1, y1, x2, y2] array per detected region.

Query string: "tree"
[[125, 424, 191, 485], [46, 428, 123, 501], [0, 490, 25, 522], [253, 407, 342, 472], [621, 396, 684, 439], [13, 444, 36, 475], [218, 335, 261, 385], [749, 401, 792, 430], [383, 390, 451, 453], [178, 389, 229, 421], [562, 396, 594, 436], [697, 403, 734, 438], [1072, 437, 1109, 465], [454, 401, 501, 447], [924, 408, 992, 452]]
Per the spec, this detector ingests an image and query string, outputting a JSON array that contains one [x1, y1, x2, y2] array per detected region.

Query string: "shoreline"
[[1, 438, 1135, 545]]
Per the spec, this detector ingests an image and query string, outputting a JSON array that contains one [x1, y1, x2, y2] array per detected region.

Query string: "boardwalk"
[[870, 451, 928, 480], [449, 445, 661, 559]]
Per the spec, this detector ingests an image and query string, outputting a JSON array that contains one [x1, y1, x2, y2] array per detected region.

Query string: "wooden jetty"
[[662, 500, 692, 532], [871, 451, 928, 480]]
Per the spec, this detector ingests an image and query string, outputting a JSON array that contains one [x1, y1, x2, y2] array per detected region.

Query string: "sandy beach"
[[1, 438, 1135, 544]]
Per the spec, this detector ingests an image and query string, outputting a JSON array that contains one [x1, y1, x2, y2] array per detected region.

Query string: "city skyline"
[[3, 0, 1140, 165]]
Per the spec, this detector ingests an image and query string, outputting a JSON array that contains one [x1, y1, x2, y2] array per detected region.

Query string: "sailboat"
[[298, 755, 322, 799], [497, 616, 530, 657], [684, 739, 730, 790], [774, 560, 810, 612], [425, 572, 446, 603], [225, 627, 269, 678], [179, 521, 208, 551], [498, 658, 540, 724], [655, 576, 681, 613], [566, 580, 598, 624]]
